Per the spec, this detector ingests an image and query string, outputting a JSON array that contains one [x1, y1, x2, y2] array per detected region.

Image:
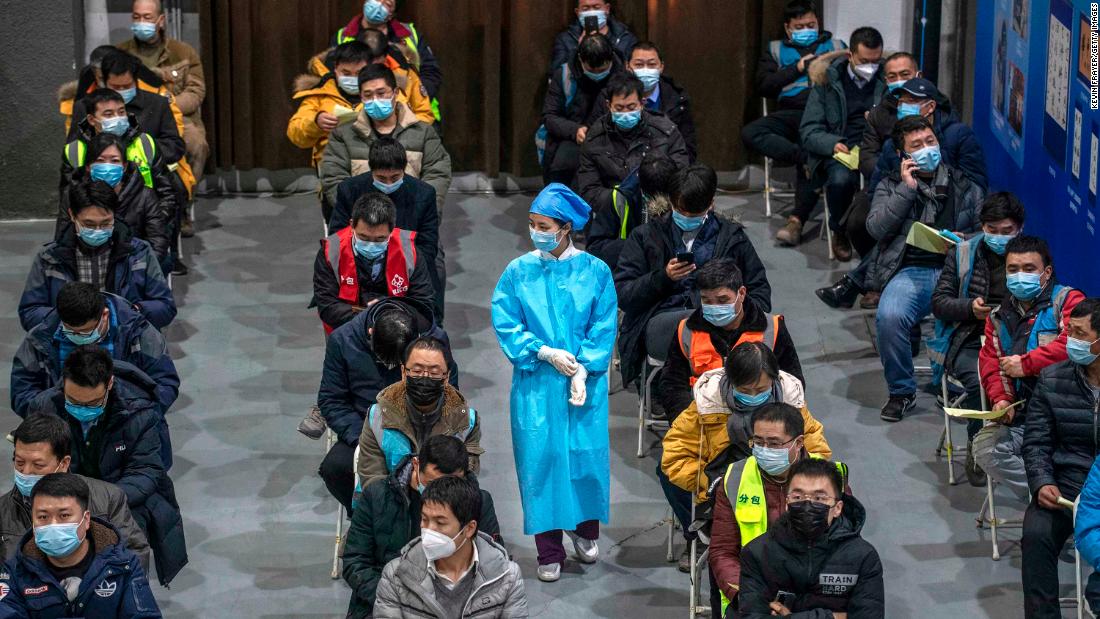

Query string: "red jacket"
[[979, 287, 1084, 406], [320, 226, 417, 333]]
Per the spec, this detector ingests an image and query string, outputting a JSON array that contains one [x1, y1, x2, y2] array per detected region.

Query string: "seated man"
[[331, 138, 443, 319], [708, 404, 842, 616], [797, 26, 886, 261], [58, 88, 177, 245], [576, 74, 689, 214], [549, 0, 638, 73], [320, 64, 450, 213], [0, 473, 160, 617], [737, 458, 882, 618], [586, 152, 678, 271], [313, 193, 435, 334], [1022, 298, 1100, 616], [974, 236, 1083, 502], [659, 258, 802, 417], [12, 282, 179, 467], [593, 41, 697, 160], [0, 413, 151, 571], [615, 163, 771, 392], [343, 435, 501, 617], [20, 180, 175, 331], [358, 337, 480, 488], [929, 192, 1025, 486], [540, 33, 624, 186], [374, 476, 528, 617], [866, 115, 983, 422], [32, 347, 187, 586], [317, 299, 457, 511], [68, 50, 184, 166], [332, 0, 443, 118], [662, 346, 828, 573], [743, 0, 845, 245]]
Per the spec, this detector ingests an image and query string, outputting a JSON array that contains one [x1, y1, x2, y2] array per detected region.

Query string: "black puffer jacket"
[[577, 111, 689, 214], [931, 234, 1004, 368], [592, 75, 698, 161], [739, 494, 885, 618], [59, 166, 172, 260], [614, 209, 771, 385], [541, 56, 625, 175], [1024, 361, 1100, 499], [548, 17, 638, 74]]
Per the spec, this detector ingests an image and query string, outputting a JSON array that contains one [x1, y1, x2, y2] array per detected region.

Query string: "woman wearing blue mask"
[[492, 183, 617, 584]]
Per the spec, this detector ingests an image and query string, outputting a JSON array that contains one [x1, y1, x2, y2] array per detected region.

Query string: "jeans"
[[876, 266, 941, 395], [657, 464, 696, 541], [1022, 496, 1100, 617], [973, 424, 1029, 501], [847, 251, 874, 290], [803, 159, 859, 231], [534, 520, 599, 565], [319, 440, 356, 513]]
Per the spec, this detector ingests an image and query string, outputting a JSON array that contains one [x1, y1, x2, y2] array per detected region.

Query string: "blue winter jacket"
[[869, 108, 988, 193], [1076, 457, 1100, 571]]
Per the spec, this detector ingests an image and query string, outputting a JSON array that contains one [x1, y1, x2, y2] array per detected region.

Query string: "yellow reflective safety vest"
[[64, 133, 157, 189]]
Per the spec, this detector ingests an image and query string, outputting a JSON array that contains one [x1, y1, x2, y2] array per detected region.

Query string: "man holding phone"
[[548, 0, 638, 75]]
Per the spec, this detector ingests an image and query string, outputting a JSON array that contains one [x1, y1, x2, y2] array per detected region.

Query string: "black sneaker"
[[171, 260, 189, 276], [814, 276, 863, 309], [880, 394, 916, 422], [965, 439, 987, 487]]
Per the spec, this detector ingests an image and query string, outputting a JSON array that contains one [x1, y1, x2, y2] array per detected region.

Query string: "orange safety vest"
[[677, 313, 781, 386], [321, 226, 417, 333]]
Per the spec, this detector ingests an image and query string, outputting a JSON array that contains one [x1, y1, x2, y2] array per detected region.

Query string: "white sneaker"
[[566, 531, 599, 564], [537, 563, 561, 582]]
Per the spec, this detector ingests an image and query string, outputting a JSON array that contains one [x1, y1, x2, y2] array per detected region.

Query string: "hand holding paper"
[[832, 145, 861, 170], [906, 222, 959, 255], [332, 104, 360, 126]]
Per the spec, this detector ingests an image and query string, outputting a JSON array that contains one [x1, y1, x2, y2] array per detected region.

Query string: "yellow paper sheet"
[[832, 146, 860, 170], [944, 400, 1025, 420], [906, 222, 957, 255], [332, 104, 359, 125]]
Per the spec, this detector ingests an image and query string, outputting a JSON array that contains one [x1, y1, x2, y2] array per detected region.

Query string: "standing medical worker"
[[491, 183, 618, 583]]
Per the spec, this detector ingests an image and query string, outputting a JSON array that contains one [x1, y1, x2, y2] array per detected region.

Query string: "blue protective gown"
[[491, 248, 619, 535]]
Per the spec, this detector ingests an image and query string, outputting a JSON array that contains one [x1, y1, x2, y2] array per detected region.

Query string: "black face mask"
[[406, 376, 445, 407], [786, 500, 832, 540]]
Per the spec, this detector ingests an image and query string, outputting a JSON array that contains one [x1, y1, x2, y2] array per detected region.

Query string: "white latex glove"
[[538, 345, 579, 377], [569, 366, 588, 407]]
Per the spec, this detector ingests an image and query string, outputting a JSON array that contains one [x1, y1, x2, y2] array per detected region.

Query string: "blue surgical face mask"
[[734, 388, 773, 409], [753, 444, 793, 477], [531, 227, 564, 252], [612, 109, 642, 131], [672, 210, 706, 232], [910, 144, 941, 173], [90, 163, 125, 187], [887, 80, 907, 92], [116, 87, 137, 104], [363, 0, 390, 24], [100, 115, 130, 136], [62, 317, 103, 346], [34, 514, 87, 558], [702, 303, 738, 327], [353, 237, 388, 260], [1067, 337, 1100, 366], [578, 9, 608, 29], [77, 225, 113, 248], [1006, 271, 1044, 301], [790, 28, 818, 47], [131, 21, 157, 42], [983, 232, 1016, 256], [14, 464, 60, 498], [364, 97, 395, 121], [896, 101, 924, 119], [583, 68, 611, 82], [373, 176, 404, 194], [337, 75, 360, 96], [65, 400, 106, 423], [633, 68, 660, 92]]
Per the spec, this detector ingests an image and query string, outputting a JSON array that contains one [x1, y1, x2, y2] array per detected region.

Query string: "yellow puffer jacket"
[[287, 73, 365, 170], [308, 52, 435, 125], [661, 368, 831, 502]]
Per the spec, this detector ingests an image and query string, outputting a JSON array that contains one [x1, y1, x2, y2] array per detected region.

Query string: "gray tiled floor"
[[0, 183, 1079, 617]]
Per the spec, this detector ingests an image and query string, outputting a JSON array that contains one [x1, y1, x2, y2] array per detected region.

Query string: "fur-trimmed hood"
[[807, 49, 852, 87], [58, 80, 79, 104], [293, 72, 324, 93], [645, 193, 674, 218]]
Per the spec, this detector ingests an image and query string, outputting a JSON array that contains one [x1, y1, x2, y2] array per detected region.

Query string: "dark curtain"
[[199, 1, 791, 175]]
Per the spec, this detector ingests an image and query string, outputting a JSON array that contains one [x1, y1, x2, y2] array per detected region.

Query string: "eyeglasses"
[[404, 367, 448, 381], [748, 436, 798, 450], [787, 493, 837, 506]]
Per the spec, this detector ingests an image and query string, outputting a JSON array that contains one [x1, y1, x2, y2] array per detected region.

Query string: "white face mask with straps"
[[421, 526, 468, 561]]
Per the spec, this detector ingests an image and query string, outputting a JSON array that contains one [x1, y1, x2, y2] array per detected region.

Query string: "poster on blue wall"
[[973, 0, 1100, 294]]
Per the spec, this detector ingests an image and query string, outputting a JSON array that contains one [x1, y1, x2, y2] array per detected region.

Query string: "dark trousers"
[[1022, 496, 1100, 617], [843, 191, 876, 257], [949, 339, 985, 439], [800, 160, 859, 231], [544, 141, 581, 186], [742, 109, 817, 217], [534, 520, 599, 566], [656, 465, 696, 540], [319, 440, 355, 513]]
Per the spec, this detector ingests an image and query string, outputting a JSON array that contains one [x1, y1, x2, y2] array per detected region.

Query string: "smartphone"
[[583, 15, 600, 36], [676, 251, 694, 264], [900, 152, 913, 161], [776, 591, 797, 608]]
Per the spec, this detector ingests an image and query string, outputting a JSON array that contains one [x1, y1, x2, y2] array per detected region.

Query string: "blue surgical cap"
[[529, 183, 592, 230]]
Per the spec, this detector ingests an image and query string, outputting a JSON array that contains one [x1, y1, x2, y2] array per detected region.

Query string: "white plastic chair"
[[636, 355, 671, 457], [936, 372, 970, 486], [1059, 496, 1096, 618], [760, 98, 795, 219]]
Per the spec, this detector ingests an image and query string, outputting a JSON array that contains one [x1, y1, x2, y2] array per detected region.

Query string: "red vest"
[[321, 226, 417, 333]]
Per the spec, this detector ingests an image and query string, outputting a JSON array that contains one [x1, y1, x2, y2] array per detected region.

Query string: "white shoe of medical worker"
[[567, 531, 599, 564], [537, 563, 562, 582]]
